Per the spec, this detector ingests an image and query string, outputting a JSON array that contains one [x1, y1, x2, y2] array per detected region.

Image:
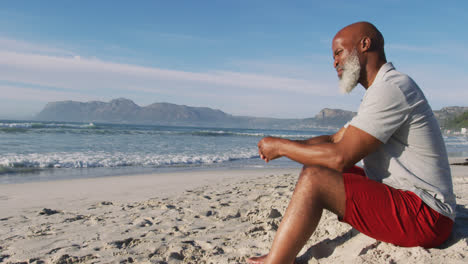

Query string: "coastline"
[[0, 164, 467, 263]]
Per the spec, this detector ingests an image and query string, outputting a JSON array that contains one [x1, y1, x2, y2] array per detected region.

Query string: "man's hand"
[[257, 126, 381, 171], [258, 137, 284, 162]]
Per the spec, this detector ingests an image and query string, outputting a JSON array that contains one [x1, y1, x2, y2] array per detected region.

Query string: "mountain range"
[[34, 98, 467, 130]]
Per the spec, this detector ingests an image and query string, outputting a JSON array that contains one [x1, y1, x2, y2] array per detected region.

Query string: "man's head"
[[332, 22, 386, 93]]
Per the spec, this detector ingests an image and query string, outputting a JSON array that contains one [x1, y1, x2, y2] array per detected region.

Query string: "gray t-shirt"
[[349, 62, 456, 220]]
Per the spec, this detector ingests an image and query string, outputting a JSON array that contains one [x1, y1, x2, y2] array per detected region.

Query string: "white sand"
[[0, 164, 467, 263]]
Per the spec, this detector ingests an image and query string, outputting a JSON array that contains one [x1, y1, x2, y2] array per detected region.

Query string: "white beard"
[[338, 49, 361, 94]]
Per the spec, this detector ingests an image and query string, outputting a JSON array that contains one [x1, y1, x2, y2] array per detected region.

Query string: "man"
[[247, 21, 456, 264]]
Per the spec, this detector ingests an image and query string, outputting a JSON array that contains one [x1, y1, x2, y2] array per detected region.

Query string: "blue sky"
[[0, 0, 467, 119]]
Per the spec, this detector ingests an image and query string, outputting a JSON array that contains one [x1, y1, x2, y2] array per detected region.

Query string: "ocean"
[[1, 120, 467, 184]]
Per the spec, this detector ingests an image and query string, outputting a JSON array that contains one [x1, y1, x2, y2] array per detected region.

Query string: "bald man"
[[247, 22, 455, 264]]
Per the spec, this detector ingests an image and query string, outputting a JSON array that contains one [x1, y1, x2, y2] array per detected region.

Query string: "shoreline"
[[0, 158, 302, 185], [0, 164, 466, 263]]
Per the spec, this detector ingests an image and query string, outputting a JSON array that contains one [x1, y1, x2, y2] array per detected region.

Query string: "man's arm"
[[294, 126, 347, 145], [258, 125, 381, 172]]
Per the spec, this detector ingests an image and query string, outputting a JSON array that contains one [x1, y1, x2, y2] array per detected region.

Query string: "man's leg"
[[248, 165, 346, 264]]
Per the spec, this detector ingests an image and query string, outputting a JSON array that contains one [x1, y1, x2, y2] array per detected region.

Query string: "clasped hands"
[[258, 137, 284, 163]]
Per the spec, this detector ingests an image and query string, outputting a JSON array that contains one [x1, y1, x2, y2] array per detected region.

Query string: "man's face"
[[332, 37, 361, 94]]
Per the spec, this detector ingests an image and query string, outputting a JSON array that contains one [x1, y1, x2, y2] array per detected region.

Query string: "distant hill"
[[34, 98, 354, 130], [35, 98, 465, 131], [35, 98, 237, 127], [313, 108, 356, 127], [433, 106, 468, 129], [441, 109, 468, 130]]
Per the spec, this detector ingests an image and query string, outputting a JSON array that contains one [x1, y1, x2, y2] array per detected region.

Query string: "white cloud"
[[386, 43, 468, 60], [0, 85, 101, 118], [0, 85, 98, 103], [227, 57, 334, 80], [0, 50, 336, 97], [0, 37, 75, 57], [3, 36, 464, 119], [0, 46, 345, 118]]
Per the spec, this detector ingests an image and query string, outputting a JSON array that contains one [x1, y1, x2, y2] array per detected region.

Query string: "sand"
[[0, 164, 467, 264]]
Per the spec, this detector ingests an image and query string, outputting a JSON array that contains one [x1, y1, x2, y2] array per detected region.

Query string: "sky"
[[0, 0, 467, 119]]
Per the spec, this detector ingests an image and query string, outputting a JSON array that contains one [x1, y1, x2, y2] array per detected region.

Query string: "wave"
[[0, 166, 42, 175], [184, 130, 320, 139], [0, 127, 29, 133], [444, 136, 468, 146], [0, 151, 260, 170], [0, 121, 98, 130], [0, 122, 321, 138]]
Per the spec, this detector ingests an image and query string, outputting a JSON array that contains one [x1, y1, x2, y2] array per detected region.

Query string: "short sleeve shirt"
[[349, 62, 456, 220]]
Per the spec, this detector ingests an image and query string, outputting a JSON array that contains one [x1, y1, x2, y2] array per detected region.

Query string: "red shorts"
[[341, 166, 453, 248]]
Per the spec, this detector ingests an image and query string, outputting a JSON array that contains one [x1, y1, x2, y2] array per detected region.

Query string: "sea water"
[[1, 120, 467, 184]]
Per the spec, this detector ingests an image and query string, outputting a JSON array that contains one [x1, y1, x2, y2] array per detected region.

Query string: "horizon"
[[1, 1, 467, 119], [1, 97, 466, 122]]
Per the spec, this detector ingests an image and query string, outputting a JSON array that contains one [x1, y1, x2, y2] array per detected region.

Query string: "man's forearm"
[[279, 139, 345, 172], [295, 126, 346, 145], [258, 126, 370, 172], [258, 127, 349, 170], [295, 135, 333, 145]]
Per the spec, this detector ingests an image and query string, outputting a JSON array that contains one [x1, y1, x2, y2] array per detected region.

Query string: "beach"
[[1, 163, 467, 264]]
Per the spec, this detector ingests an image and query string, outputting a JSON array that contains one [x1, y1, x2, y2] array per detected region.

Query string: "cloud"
[[227, 57, 334, 80], [0, 37, 75, 57], [0, 38, 344, 118], [0, 84, 98, 102], [0, 50, 336, 97], [4, 36, 464, 119], [0, 84, 101, 118], [386, 43, 468, 60]]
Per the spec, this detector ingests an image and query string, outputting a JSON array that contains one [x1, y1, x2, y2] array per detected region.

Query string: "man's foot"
[[246, 254, 297, 264], [246, 255, 267, 264]]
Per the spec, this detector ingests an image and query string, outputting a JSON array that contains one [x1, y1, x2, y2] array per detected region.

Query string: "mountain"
[[437, 108, 468, 130], [313, 108, 357, 127], [34, 98, 467, 130], [433, 106, 468, 129], [36, 98, 235, 127], [34, 99, 354, 129]]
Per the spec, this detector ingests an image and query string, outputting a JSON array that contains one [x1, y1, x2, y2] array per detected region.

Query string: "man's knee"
[[300, 165, 334, 181], [297, 165, 333, 191], [298, 165, 346, 215]]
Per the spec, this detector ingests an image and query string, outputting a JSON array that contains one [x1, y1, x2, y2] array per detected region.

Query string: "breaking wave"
[[0, 151, 260, 170]]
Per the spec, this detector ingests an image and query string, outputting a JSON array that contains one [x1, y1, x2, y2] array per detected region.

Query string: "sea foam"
[[0, 150, 259, 169]]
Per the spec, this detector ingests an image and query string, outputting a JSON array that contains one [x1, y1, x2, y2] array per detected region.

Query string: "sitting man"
[[248, 21, 455, 264]]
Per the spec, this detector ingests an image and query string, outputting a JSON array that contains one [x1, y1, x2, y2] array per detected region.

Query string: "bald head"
[[333, 21, 386, 61], [332, 22, 387, 89]]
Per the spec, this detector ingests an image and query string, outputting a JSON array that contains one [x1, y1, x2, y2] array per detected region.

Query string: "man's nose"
[[333, 58, 339, 69]]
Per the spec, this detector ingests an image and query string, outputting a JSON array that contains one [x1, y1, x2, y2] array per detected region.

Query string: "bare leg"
[[247, 165, 346, 264]]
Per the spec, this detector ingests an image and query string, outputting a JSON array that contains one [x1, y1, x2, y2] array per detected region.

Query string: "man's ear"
[[360, 36, 371, 52]]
